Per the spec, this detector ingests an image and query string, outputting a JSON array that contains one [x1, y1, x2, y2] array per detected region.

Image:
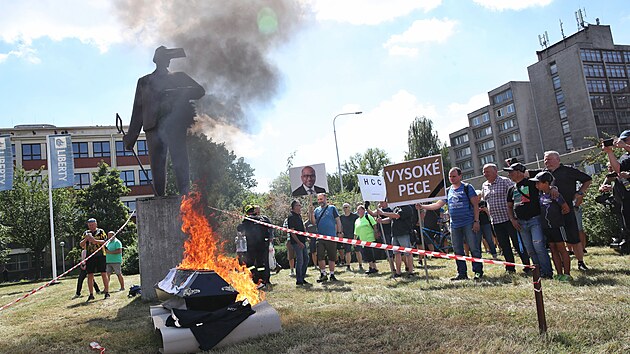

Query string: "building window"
[[456, 147, 471, 158], [625, 51, 630, 62], [594, 111, 616, 125], [123, 200, 137, 212], [120, 170, 135, 187], [72, 142, 88, 158], [606, 65, 626, 78], [587, 80, 608, 93], [564, 136, 574, 150], [499, 119, 516, 131], [501, 133, 520, 145], [463, 172, 474, 180], [481, 112, 490, 122], [614, 95, 630, 108], [549, 62, 558, 75], [12, 144, 16, 159], [580, 49, 601, 62], [555, 91, 565, 104], [74, 173, 90, 189], [93, 141, 111, 158], [601, 50, 622, 63], [617, 111, 630, 124], [561, 121, 571, 134], [506, 103, 514, 114], [475, 126, 492, 139], [480, 154, 496, 165], [495, 108, 503, 118], [452, 134, 469, 146], [492, 90, 513, 105], [552, 76, 561, 89], [5, 253, 30, 271], [137, 140, 149, 156], [503, 146, 522, 159], [22, 143, 42, 160], [477, 140, 495, 152], [583, 64, 604, 77], [609, 80, 629, 94], [471, 116, 481, 126], [590, 95, 612, 108], [115, 141, 134, 157], [139, 169, 152, 185], [461, 160, 472, 170], [558, 105, 568, 119]]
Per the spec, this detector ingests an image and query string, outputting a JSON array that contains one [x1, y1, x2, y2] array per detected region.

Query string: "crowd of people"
[[236, 129, 630, 288]]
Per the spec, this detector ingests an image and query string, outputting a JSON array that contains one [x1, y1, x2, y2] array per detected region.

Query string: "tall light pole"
[[59, 241, 65, 273], [333, 111, 362, 193]]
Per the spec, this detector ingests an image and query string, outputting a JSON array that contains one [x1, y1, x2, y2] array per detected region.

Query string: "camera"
[[504, 157, 518, 167], [364, 201, 370, 208], [603, 138, 614, 147]]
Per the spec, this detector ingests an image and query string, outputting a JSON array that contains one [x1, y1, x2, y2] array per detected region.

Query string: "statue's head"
[[153, 46, 186, 67]]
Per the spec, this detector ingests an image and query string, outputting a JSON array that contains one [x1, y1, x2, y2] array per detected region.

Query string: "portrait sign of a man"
[[290, 164, 328, 197]]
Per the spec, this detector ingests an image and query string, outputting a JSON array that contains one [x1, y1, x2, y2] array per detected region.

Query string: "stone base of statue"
[[137, 196, 186, 301]]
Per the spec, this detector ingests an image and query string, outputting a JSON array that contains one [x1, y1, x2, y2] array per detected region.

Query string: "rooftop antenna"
[[538, 31, 549, 49], [559, 19, 566, 39], [575, 8, 587, 30]]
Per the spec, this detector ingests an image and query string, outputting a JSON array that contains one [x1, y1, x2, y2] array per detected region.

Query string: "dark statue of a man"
[[123, 46, 205, 196]]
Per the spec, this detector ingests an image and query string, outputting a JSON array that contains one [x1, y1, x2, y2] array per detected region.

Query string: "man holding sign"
[[418, 167, 483, 281]]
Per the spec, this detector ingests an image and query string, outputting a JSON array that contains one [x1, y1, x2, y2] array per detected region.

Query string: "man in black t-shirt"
[[378, 204, 415, 278], [339, 203, 361, 272], [603, 129, 630, 254], [505, 163, 553, 278], [543, 151, 592, 270], [287, 200, 310, 286]]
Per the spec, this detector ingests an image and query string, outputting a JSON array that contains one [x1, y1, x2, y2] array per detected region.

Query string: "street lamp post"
[[59, 241, 65, 273], [333, 111, 363, 193]]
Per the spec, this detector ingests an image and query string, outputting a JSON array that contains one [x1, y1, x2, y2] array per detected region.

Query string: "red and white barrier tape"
[[209, 206, 535, 270], [0, 211, 136, 312]]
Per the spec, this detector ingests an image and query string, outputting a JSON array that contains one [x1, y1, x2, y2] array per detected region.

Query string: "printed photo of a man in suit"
[[291, 165, 327, 196]]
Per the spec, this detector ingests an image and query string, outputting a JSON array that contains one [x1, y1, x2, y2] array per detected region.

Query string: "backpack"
[[448, 182, 473, 209]]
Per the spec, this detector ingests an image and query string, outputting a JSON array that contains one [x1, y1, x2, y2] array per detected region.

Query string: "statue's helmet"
[[153, 46, 186, 64]]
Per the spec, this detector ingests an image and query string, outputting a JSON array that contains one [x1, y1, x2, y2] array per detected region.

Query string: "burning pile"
[[177, 192, 264, 305]]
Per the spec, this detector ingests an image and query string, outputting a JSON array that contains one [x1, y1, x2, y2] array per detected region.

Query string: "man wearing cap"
[[542, 151, 592, 270], [240, 205, 272, 289], [124, 45, 206, 196], [602, 129, 630, 253], [505, 163, 553, 279], [481, 163, 530, 273], [79, 218, 110, 301]]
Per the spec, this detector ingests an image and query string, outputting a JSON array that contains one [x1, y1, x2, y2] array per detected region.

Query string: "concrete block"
[[137, 196, 187, 301]]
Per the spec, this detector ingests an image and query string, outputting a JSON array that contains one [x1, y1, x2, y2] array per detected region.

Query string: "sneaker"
[[302, 280, 311, 286], [583, 249, 588, 254], [523, 268, 533, 275], [86, 294, 95, 302], [473, 273, 483, 281], [346, 265, 351, 272], [492, 255, 499, 261], [329, 274, 338, 282], [95, 290, 101, 295], [72, 294, 81, 299], [405, 272, 416, 278], [358, 266, 365, 272], [317, 274, 328, 283], [104, 292, 110, 299], [393, 273, 402, 279], [119, 288, 125, 291], [578, 261, 589, 271], [560, 274, 573, 281], [450, 274, 468, 281], [289, 271, 295, 278]]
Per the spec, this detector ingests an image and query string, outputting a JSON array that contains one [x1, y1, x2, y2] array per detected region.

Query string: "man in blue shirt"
[[419, 167, 483, 280], [310, 193, 343, 282]]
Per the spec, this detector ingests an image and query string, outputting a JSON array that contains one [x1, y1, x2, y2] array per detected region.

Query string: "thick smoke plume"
[[114, 0, 307, 131]]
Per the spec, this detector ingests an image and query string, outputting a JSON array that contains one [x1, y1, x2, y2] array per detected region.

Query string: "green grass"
[[0, 247, 629, 353]]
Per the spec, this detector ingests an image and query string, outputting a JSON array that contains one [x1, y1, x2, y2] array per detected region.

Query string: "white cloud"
[[435, 92, 489, 142], [473, 0, 553, 11], [0, 0, 125, 62], [310, 0, 442, 25], [383, 18, 457, 57], [0, 39, 40, 64]]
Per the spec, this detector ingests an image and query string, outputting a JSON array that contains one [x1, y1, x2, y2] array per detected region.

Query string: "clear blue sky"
[[1, 0, 629, 192]]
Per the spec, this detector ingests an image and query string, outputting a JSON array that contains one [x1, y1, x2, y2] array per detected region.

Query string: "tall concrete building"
[[449, 81, 538, 178], [528, 24, 630, 154], [449, 23, 630, 172]]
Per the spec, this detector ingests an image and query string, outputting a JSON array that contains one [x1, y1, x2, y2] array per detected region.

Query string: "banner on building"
[[47, 134, 74, 189], [357, 174, 386, 202], [0, 135, 13, 191], [382, 154, 446, 207]]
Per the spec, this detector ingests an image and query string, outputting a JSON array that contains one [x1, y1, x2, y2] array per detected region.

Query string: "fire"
[[177, 191, 264, 305]]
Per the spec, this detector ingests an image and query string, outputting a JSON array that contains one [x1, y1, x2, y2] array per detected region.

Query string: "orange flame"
[[177, 192, 264, 305]]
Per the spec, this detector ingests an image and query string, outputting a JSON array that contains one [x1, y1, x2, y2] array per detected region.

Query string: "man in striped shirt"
[[480, 163, 530, 273]]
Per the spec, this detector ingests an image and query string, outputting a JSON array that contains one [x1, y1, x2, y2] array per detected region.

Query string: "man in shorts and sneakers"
[[310, 193, 343, 282], [80, 218, 109, 301], [105, 231, 125, 292], [339, 202, 361, 272], [377, 204, 415, 278]]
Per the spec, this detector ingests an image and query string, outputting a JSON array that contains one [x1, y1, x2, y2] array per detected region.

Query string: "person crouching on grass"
[[531, 171, 572, 281]]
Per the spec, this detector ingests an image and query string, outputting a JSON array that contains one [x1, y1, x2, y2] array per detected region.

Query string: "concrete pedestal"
[[138, 196, 187, 301]]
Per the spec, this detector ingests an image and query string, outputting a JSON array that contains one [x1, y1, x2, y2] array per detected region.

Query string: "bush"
[[582, 172, 623, 246], [122, 241, 139, 275]]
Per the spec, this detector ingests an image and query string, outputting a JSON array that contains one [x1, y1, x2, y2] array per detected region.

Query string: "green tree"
[[342, 148, 392, 193], [0, 168, 78, 278], [268, 152, 295, 197], [75, 162, 136, 247], [405, 116, 445, 160]]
